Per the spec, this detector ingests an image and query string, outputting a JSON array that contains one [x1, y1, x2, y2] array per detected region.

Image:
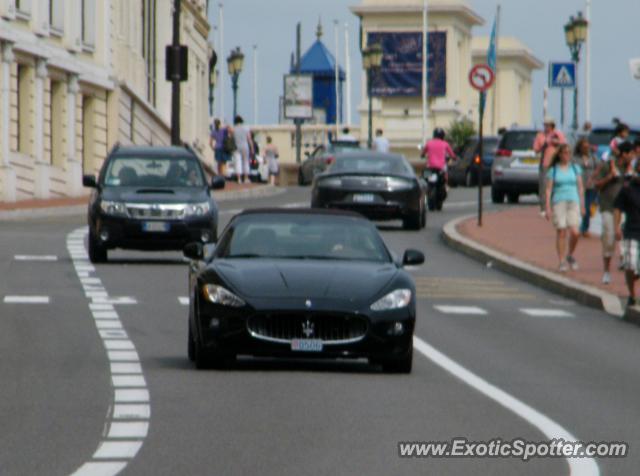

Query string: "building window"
[[82, 95, 95, 173], [16, 0, 31, 17], [142, 0, 157, 105], [51, 80, 64, 167], [81, 0, 95, 48], [17, 64, 30, 154], [50, 0, 64, 34]]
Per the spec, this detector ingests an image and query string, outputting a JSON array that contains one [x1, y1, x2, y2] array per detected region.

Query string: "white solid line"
[[93, 440, 143, 459], [107, 351, 139, 362], [96, 321, 123, 330], [108, 421, 149, 439], [434, 305, 487, 315], [520, 309, 575, 318], [3, 295, 50, 304], [104, 340, 135, 351], [114, 389, 150, 403], [110, 362, 142, 374], [413, 336, 599, 476], [14, 255, 58, 261], [112, 375, 147, 388], [70, 462, 127, 476], [99, 330, 129, 340], [112, 404, 150, 420], [178, 296, 189, 306]]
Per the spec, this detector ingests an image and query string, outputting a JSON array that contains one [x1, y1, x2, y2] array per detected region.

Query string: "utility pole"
[[171, 0, 182, 145]]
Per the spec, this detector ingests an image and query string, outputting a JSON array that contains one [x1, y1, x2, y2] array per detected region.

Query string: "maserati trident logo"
[[302, 319, 315, 338], [305, 299, 312, 308]]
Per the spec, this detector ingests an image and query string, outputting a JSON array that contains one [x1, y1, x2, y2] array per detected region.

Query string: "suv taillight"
[[496, 149, 512, 157], [325, 156, 335, 164]]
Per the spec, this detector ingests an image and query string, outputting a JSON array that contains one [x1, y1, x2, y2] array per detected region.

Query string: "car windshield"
[[216, 214, 391, 262], [329, 155, 413, 176], [501, 131, 537, 151], [589, 129, 639, 146], [103, 156, 205, 188], [328, 143, 361, 154]]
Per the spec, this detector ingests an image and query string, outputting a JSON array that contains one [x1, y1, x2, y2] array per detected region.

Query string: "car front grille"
[[247, 313, 368, 345], [125, 203, 185, 220]]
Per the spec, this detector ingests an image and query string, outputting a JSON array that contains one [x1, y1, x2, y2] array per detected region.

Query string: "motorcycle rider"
[[421, 128, 456, 184]]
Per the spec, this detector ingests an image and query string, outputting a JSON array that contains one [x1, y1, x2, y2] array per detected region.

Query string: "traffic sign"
[[549, 62, 576, 88], [468, 64, 495, 92], [630, 58, 640, 80]]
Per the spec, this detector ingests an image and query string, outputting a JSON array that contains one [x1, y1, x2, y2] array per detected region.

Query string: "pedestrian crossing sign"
[[549, 62, 576, 89]]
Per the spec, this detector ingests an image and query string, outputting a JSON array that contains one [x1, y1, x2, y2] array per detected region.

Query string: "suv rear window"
[[500, 131, 537, 151]]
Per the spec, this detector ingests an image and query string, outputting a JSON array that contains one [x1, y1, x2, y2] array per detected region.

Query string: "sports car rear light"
[[496, 149, 512, 157]]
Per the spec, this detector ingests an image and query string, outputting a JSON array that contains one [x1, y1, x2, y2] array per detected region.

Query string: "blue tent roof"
[[296, 40, 345, 79]]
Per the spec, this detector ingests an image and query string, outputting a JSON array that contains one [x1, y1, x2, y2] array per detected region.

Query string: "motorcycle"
[[424, 168, 447, 211]]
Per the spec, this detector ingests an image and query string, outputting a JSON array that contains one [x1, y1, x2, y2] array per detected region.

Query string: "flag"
[[480, 12, 498, 111]]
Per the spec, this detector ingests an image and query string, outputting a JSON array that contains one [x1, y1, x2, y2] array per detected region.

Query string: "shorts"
[[600, 211, 615, 258], [552, 201, 580, 229], [267, 157, 279, 176], [215, 149, 229, 163], [622, 239, 640, 275]]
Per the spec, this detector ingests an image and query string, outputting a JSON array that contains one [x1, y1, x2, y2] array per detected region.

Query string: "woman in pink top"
[[422, 128, 456, 173]]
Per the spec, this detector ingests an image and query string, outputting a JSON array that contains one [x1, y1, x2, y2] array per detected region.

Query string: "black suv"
[[83, 144, 225, 263]]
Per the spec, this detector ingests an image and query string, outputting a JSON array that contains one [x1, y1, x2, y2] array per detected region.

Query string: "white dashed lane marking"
[[434, 305, 488, 315], [14, 255, 58, 261], [3, 295, 50, 304], [520, 308, 575, 318]]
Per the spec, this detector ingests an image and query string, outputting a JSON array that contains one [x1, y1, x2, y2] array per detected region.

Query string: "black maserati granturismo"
[[183, 209, 424, 373]]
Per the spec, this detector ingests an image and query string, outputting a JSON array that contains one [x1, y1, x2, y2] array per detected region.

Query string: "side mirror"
[[211, 176, 226, 190], [83, 175, 97, 188], [183, 242, 204, 261], [402, 249, 424, 266]]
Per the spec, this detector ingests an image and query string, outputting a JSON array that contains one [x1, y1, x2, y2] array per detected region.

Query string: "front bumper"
[[194, 301, 415, 361], [92, 214, 217, 251], [491, 167, 539, 194]]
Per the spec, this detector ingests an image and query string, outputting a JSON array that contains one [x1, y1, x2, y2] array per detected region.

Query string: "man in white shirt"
[[337, 127, 358, 143], [373, 129, 390, 153]]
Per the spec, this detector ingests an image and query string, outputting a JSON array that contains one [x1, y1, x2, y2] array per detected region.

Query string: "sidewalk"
[[443, 206, 627, 318], [0, 182, 283, 220]]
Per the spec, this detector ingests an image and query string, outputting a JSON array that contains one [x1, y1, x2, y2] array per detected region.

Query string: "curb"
[[441, 214, 625, 318], [0, 185, 285, 221]]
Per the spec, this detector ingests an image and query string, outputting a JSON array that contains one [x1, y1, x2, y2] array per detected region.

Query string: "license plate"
[[428, 174, 439, 183], [519, 157, 538, 165], [353, 193, 375, 203], [142, 221, 170, 232], [291, 339, 323, 352]]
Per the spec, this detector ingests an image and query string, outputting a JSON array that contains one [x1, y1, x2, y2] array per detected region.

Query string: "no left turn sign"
[[469, 64, 495, 92]]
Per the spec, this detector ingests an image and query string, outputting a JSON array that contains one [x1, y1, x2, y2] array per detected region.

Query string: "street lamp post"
[[564, 12, 588, 133], [208, 47, 217, 118], [362, 43, 383, 149], [227, 47, 244, 119]]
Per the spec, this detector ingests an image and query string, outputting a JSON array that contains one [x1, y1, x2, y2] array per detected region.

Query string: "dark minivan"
[[83, 144, 225, 263]]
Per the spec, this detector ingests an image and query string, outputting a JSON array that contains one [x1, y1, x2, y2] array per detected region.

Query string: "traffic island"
[[442, 206, 626, 318]]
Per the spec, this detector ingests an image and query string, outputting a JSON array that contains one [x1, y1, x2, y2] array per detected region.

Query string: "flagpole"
[[585, 0, 591, 124], [218, 3, 224, 121], [421, 0, 428, 145], [334, 20, 341, 131], [344, 22, 352, 126], [491, 4, 500, 134]]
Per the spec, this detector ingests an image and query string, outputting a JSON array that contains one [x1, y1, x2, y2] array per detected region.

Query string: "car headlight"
[[370, 289, 412, 311], [386, 177, 414, 190], [202, 284, 245, 307], [318, 177, 342, 187], [100, 200, 128, 217], [184, 201, 211, 217]]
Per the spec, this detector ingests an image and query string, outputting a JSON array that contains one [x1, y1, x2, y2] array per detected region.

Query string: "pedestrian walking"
[[338, 127, 358, 143], [614, 143, 640, 306], [263, 136, 279, 186], [373, 129, 390, 153], [573, 137, 599, 237], [544, 144, 585, 272], [209, 119, 229, 177], [609, 123, 631, 160], [232, 115, 254, 184], [594, 142, 634, 284], [534, 117, 567, 215]]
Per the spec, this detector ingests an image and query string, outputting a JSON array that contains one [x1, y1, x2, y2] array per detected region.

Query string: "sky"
[[208, 0, 640, 130]]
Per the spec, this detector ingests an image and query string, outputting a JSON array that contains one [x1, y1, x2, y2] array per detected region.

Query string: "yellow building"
[[350, 0, 542, 158], [0, 0, 210, 203]]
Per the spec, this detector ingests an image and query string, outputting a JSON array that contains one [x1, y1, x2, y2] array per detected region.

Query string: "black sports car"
[[183, 209, 424, 373], [310, 152, 427, 230], [83, 144, 225, 262]]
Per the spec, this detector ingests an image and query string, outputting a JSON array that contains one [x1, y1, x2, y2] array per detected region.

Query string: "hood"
[[101, 186, 209, 203], [213, 259, 398, 302]]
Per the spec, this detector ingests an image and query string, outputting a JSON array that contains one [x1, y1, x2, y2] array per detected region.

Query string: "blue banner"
[[367, 31, 446, 97], [480, 15, 498, 111]]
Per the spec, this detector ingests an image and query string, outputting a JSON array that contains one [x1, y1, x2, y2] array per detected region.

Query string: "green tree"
[[447, 118, 476, 151]]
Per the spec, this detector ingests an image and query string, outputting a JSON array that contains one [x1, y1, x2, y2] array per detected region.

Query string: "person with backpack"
[[545, 143, 585, 272], [573, 137, 599, 237], [209, 119, 229, 177]]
